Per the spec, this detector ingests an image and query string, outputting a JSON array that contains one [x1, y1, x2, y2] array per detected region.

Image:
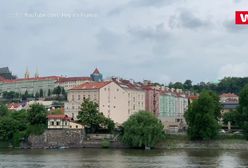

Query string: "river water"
[[0, 148, 248, 168]]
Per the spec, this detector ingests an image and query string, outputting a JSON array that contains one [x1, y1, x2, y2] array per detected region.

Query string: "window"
[[76, 125, 78, 128], [51, 121, 54, 125], [78, 95, 80, 100], [72, 95, 74, 101], [56, 121, 60, 126], [65, 121, 67, 125], [117, 88, 119, 91]]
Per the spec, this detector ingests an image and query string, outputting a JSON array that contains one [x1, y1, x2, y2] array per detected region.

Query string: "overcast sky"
[[0, 0, 248, 84]]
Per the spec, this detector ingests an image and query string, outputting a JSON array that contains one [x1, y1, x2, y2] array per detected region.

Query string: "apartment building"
[[159, 92, 188, 131], [64, 81, 129, 124]]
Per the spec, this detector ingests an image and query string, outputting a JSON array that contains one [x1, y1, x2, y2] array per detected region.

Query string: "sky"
[[0, 0, 248, 84]]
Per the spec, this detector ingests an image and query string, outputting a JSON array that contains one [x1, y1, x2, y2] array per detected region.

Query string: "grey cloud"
[[170, 10, 209, 29], [128, 24, 169, 42], [129, 0, 176, 8]]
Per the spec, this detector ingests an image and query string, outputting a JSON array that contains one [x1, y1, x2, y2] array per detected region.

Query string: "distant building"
[[0, 76, 63, 96], [65, 81, 129, 124], [56, 77, 92, 90], [159, 92, 188, 131], [90, 68, 103, 82], [0, 67, 16, 80], [220, 93, 239, 103], [7, 102, 24, 111], [111, 78, 146, 116], [65, 78, 146, 124], [47, 114, 83, 129]]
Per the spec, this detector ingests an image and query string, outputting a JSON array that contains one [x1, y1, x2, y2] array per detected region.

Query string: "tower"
[[90, 68, 103, 82], [24, 67, 30, 79], [35, 67, 39, 78]]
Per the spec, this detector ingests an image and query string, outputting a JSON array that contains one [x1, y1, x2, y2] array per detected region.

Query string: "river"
[[0, 148, 248, 168]]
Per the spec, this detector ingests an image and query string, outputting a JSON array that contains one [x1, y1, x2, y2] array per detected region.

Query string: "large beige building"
[[65, 80, 146, 124], [56, 77, 92, 90], [0, 76, 62, 96]]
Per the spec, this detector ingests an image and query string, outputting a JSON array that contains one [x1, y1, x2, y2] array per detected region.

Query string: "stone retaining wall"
[[28, 129, 85, 148]]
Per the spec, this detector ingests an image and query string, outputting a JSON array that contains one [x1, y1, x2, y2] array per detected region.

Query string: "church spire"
[[35, 67, 39, 78], [24, 67, 30, 79]]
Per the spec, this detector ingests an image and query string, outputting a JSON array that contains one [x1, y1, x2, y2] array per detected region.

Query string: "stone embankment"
[[27, 129, 85, 148]]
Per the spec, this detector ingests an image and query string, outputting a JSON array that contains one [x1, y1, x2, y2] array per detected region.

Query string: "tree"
[[237, 84, 248, 139], [223, 110, 239, 126], [122, 111, 165, 148], [0, 104, 8, 117], [27, 104, 47, 125], [77, 99, 115, 133], [48, 89, 51, 97], [39, 89, 44, 98], [35, 92, 40, 99], [184, 80, 192, 90], [53, 86, 62, 96], [185, 91, 220, 140]]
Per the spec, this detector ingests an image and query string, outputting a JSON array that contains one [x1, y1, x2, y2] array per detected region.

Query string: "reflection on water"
[[0, 148, 248, 168]]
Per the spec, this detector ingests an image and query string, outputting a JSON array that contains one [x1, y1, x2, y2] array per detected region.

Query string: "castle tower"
[[90, 68, 103, 82]]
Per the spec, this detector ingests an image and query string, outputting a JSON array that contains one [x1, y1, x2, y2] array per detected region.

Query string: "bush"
[[101, 139, 111, 148]]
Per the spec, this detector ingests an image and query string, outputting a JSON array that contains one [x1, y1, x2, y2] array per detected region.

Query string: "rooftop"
[[0, 67, 10, 74], [56, 77, 92, 83], [70, 81, 112, 90], [47, 114, 71, 121], [220, 93, 238, 98]]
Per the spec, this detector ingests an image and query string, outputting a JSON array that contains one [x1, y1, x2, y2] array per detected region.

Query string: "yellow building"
[[47, 114, 83, 129]]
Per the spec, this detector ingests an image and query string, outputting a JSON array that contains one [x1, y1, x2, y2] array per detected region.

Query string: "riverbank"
[[158, 134, 248, 150]]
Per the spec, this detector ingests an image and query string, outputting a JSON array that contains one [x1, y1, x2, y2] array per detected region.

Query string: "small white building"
[[47, 114, 83, 129]]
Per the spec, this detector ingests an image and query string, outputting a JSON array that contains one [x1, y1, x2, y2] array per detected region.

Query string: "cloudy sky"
[[0, 0, 248, 84]]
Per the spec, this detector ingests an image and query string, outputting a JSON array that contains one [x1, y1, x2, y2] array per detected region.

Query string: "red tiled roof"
[[0, 76, 5, 81], [70, 81, 111, 90], [189, 95, 198, 100], [93, 68, 100, 74], [56, 77, 92, 83], [8, 103, 21, 109], [112, 78, 143, 91], [220, 93, 238, 98], [47, 114, 71, 121]]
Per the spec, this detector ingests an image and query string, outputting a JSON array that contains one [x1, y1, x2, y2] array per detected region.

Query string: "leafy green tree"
[[77, 99, 115, 133], [122, 111, 165, 148], [27, 104, 47, 125], [0, 104, 8, 117], [237, 84, 248, 139], [0, 116, 19, 141], [184, 80, 192, 90], [223, 110, 239, 126], [185, 91, 220, 140]]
